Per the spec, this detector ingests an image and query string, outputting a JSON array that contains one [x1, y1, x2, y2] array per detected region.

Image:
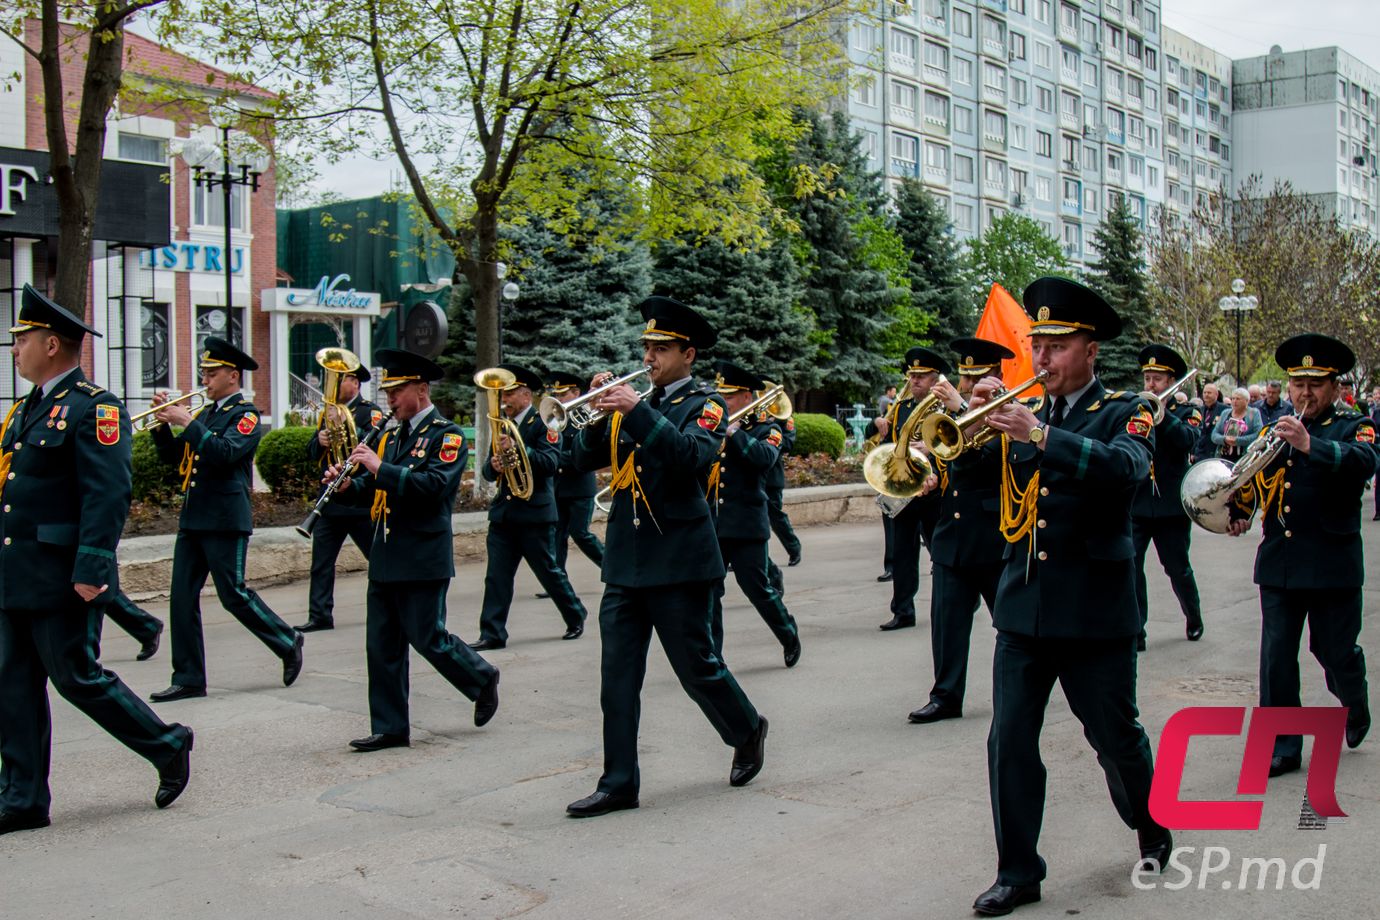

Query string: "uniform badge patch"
[[785, 418, 795, 432], [1126, 406, 1153, 438], [767, 429, 783, 447], [1357, 422, 1376, 444], [95, 405, 120, 445], [698, 400, 724, 430], [237, 413, 258, 435], [370, 409, 383, 427], [1188, 410, 1202, 428], [439, 432, 463, 463], [546, 427, 559, 444]]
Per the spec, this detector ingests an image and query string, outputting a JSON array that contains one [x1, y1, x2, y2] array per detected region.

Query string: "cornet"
[[538, 367, 654, 431], [130, 388, 209, 431], [920, 371, 1049, 462], [727, 384, 792, 425], [1141, 368, 1198, 425]]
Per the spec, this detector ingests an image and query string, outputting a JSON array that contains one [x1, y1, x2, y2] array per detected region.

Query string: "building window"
[[1035, 42, 1052, 71], [1012, 168, 1029, 194], [954, 105, 974, 135], [852, 74, 877, 107], [924, 40, 949, 78], [1061, 178, 1080, 207], [954, 154, 975, 183], [1010, 32, 1026, 61], [1011, 77, 1029, 106], [1130, 156, 1144, 178], [1036, 0, 1052, 25], [891, 133, 920, 177], [1145, 86, 1158, 111], [982, 15, 1005, 51], [1036, 131, 1053, 158], [983, 62, 1007, 96], [1082, 144, 1098, 170], [925, 0, 947, 24], [893, 81, 919, 122], [1059, 2, 1078, 33], [1010, 0, 1026, 13], [891, 28, 919, 67], [1083, 187, 1098, 212], [983, 110, 1008, 144], [1144, 48, 1157, 72], [141, 302, 171, 388], [1081, 18, 1098, 46], [854, 22, 880, 52], [1062, 222, 1081, 252], [954, 57, 973, 86], [195, 306, 244, 362], [1035, 175, 1053, 201], [924, 90, 950, 127], [953, 8, 973, 37], [1083, 61, 1098, 87], [954, 203, 975, 232], [925, 141, 950, 174], [1061, 134, 1078, 166], [985, 157, 1008, 188], [118, 133, 167, 164], [1147, 165, 1159, 187], [1012, 124, 1028, 150], [193, 182, 246, 232], [1036, 85, 1054, 113]]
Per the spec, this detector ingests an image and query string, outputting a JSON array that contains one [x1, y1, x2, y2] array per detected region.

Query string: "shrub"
[[790, 412, 846, 459], [255, 426, 320, 501], [131, 430, 185, 504]]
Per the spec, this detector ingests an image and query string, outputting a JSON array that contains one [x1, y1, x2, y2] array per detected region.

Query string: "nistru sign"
[[261, 274, 381, 316]]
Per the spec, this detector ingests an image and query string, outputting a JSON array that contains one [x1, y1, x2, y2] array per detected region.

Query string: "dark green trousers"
[[307, 513, 374, 625], [927, 561, 1002, 710], [366, 579, 497, 737], [106, 590, 163, 645], [555, 496, 604, 569], [0, 602, 189, 816], [169, 530, 297, 689], [1131, 514, 1201, 634], [478, 521, 587, 644], [596, 581, 760, 797], [711, 537, 797, 658], [767, 484, 800, 556]]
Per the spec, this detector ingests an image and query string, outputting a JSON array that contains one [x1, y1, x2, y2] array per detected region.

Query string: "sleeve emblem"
[[95, 404, 121, 446], [546, 427, 560, 444], [785, 418, 795, 432], [767, 429, 783, 447], [370, 409, 383, 427], [439, 432, 463, 463], [1188, 409, 1202, 428], [1126, 406, 1153, 438], [1357, 421, 1376, 444], [698, 400, 724, 431], [237, 412, 259, 435]]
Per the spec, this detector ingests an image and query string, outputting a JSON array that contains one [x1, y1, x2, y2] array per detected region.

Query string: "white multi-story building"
[[1161, 28, 1233, 219]]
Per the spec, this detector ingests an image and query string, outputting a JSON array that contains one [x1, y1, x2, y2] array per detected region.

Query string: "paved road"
[[4, 517, 1378, 919]]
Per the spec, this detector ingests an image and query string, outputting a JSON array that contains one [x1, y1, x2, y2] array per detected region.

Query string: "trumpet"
[[539, 367, 654, 432], [1141, 368, 1199, 425], [920, 371, 1049, 462], [130, 388, 209, 431], [728, 384, 792, 425], [475, 367, 534, 500], [861, 381, 945, 516]]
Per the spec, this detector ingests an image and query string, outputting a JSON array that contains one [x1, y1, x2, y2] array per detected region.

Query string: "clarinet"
[[297, 410, 396, 538]]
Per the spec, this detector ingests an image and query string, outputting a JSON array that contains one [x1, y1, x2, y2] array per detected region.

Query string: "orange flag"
[[974, 283, 1033, 387]]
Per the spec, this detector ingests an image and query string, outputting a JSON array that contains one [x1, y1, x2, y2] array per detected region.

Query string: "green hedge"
[[131, 430, 185, 503], [791, 412, 846, 459], [255, 426, 320, 501]]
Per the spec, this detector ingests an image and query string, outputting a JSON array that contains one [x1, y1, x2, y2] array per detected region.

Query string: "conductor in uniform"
[[1131, 345, 1204, 648], [298, 363, 382, 633], [970, 277, 1171, 915], [470, 364, 588, 649], [565, 297, 768, 818], [708, 361, 801, 668], [876, 347, 948, 631], [149, 337, 304, 702], [545, 370, 605, 576], [0, 285, 192, 835], [1227, 333, 1375, 776], [907, 337, 1013, 724], [327, 348, 500, 751]]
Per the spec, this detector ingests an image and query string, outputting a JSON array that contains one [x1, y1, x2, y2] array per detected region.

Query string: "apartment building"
[[1161, 28, 1233, 219]]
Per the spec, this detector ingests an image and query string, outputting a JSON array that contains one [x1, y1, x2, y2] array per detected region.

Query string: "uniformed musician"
[[907, 337, 1013, 724], [969, 277, 1171, 915], [765, 407, 801, 590], [1131, 345, 1204, 648], [328, 348, 500, 751], [297, 364, 382, 633], [148, 337, 303, 702], [0, 285, 192, 835], [565, 297, 767, 818], [1226, 333, 1375, 777], [545, 370, 605, 576], [106, 589, 164, 661], [708, 361, 801, 668], [470, 364, 589, 650], [876, 347, 947, 631]]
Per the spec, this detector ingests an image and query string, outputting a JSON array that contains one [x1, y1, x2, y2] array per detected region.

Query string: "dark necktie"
[[649, 386, 666, 410], [1049, 396, 1068, 428], [395, 421, 411, 454]]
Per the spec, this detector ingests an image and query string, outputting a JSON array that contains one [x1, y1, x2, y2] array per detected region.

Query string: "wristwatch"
[[1028, 423, 1046, 444]]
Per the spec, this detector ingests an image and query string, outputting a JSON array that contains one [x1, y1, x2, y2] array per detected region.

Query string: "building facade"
[[1161, 28, 1233, 220]]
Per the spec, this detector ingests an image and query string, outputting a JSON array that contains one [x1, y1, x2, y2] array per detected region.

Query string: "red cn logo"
[[1149, 707, 1350, 831]]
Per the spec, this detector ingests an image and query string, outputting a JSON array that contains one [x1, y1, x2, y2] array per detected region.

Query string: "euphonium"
[[538, 367, 654, 431], [1141, 368, 1199, 425], [862, 382, 944, 516], [130, 388, 209, 431], [475, 367, 534, 500], [315, 346, 363, 467], [1179, 400, 1309, 534], [920, 371, 1049, 462]]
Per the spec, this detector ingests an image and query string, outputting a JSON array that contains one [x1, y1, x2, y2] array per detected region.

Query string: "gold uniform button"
[[1037, 519, 1047, 529], [1284, 481, 1291, 489], [1037, 551, 1048, 561], [636, 465, 643, 473], [2, 537, 9, 546], [953, 512, 961, 519], [6, 472, 12, 480], [1285, 530, 1293, 538], [1287, 459, 1294, 467], [1039, 487, 1049, 497], [1284, 505, 1291, 513], [951, 490, 959, 497], [13, 443, 20, 450], [2, 505, 8, 513]]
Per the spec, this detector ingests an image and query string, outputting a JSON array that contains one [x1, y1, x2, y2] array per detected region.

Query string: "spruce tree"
[[1087, 198, 1155, 390], [894, 178, 971, 350]]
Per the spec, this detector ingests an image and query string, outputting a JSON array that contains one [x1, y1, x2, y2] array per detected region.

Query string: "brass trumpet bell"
[[316, 346, 363, 467]]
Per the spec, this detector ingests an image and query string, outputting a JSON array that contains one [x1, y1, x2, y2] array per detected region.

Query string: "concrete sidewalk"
[[4, 518, 1378, 919]]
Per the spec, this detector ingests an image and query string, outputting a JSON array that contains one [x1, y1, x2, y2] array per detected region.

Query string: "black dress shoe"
[[1268, 754, 1302, 777], [282, 630, 305, 687], [1136, 634, 1147, 652], [474, 672, 500, 727], [156, 727, 193, 809], [137, 622, 164, 662], [349, 733, 410, 752], [295, 619, 334, 633], [150, 684, 207, 703], [876, 569, 893, 582], [788, 550, 802, 567], [783, 635, 801, 668], [1137, 828, 1173, 873], [908, 701, 961, 724], [0, 811, 51, 836], [534, 592, 550, 599], [878, 615, 915, 631], [566, 790, 639, 818], [468, 638, 506, 651], [972, 882, 1040, 916], [1347, 700, 1370, 749], [562, 624, 584, 641], [1185, 619, 1204, 642], [730, 716, 768, 787]]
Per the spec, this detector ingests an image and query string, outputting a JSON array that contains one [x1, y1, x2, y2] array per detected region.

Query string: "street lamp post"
[[1218, 278, 1259, 386], [495, 261, 519, 360]]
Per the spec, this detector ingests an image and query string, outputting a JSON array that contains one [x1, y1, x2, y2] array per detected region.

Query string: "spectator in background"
[[1212, 387, 1263, 460], [1197, 382, 1227, 460], [878, 384, 898, 417], [1255, 380, 1293, 425], [1339, 378, 1358, 410], [1248, 383, 1263, 403]]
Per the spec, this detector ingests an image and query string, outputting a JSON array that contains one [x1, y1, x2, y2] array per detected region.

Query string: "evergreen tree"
[[1086, 198, 1155, 390], [961, 213, 1068, 305], [652, 234, 816, 389], [894, 178, 971, 350]]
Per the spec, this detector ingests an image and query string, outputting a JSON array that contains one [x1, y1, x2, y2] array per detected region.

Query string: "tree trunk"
[[465, 205, 503, 501]]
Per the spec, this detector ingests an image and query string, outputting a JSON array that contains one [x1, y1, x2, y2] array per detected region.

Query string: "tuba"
[[920, 371, 1049, 462], [475, 367, 534, 500], [862, 383, 943, 517], [315, 346, 363, 468], [1179, 402, 1306, 534]]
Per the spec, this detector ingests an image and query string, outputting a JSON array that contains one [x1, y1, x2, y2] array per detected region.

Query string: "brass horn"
[[315, 346, 363, 467], [1141, 368, 1199, 425], [728, 384, 792, 425], [920, 371, 1049, 462], [130, 388, 209, 431], [1180, 401, 1308, 534], [861, 382, 944, 516], [538, 367, 654, 432], [475, 367, 534, 500]]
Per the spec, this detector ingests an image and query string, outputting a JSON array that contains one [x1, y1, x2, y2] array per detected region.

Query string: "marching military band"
[[1, 280, 1376, 917]]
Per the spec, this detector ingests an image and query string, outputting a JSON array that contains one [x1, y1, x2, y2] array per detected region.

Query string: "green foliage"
[[130, 431, 183, 504], [254, 427, 319, 502], [962, 214, 1069, 305], [894, 179, 970, 352], [790, 412, 846, 459], [1086, 198, 1153, 391]]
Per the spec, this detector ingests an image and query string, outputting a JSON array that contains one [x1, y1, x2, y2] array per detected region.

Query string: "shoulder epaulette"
[[1104, 390, 1131, 400], [74, 380, 105, 396]]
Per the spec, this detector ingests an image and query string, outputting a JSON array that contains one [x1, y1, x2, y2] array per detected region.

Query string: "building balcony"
[[923, 15, 947, 36], [1106, 166, 1124, 184], [983, 179, 1008, 198], [924, 65, 948, 84], [1059, 23, 1078, 44], [1060, 110, 1079, 129], [1061, 199, 1082, 216], [1106, 128, 1125, 145], [982, 133, 1008, 153], [983, 37, 1006, 59], [891, 105, 918, 124], [982, 85, 1007, 106], [1165, 130, 1179, 149], [891, 53, 916, 73], [922, 115, 950, 136], [1060, 66, 1079, 87], [1106, 84, 1123, 104], [924, 164, 950, 184], [891, 158, 920, 178], [1060, 158, 1079, 173]]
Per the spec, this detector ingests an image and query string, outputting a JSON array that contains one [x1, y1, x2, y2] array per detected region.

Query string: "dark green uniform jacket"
[[153, 392, 261, 534], [483, 407, 559, 524], [929, 439, 1006, 568], [1132, 401, 1202, 519], [881, 394, 942, 520], [306, 395, 382, 516], [555, 428, 598, 500], [994, 382, 1155, 639], [573, 379, 727, 587], [348, 409, 468, 582], [712, 416, 782, 541], [0, 371, 130, 608]]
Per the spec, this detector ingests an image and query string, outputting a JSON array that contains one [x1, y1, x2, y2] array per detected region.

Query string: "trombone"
[[861, 381, 945, 516], [919, 371, 1049, 462], [130, 388, 209, 431], [539, 367, 654, 432], [1141, 368, 1198, 425], [475, 367, 534, 500]]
